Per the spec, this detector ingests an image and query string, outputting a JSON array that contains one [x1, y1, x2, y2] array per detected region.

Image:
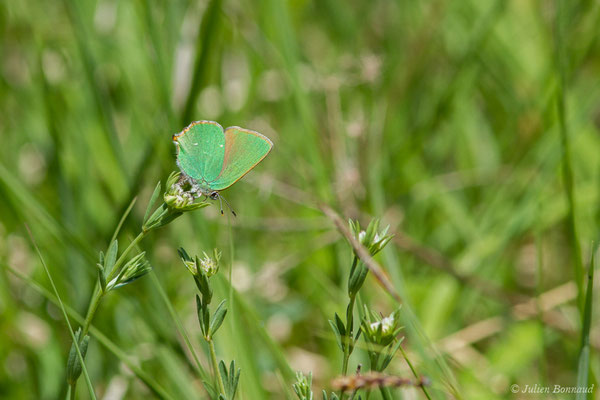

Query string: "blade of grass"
[[2, 261, 176, 400], [60, 0, 128, 180], [148, 270, 214, 394], [24, 225, 97, 400], [576, 245, 595, 400], [181, 0, 223, 125], [215, 274, 296, 385], [554, 0, 584, 312], [111, 197, 137, 244]]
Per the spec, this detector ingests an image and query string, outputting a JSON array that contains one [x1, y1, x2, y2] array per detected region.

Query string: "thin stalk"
[[208, 339, 226, 396], [3, 262, 175, 399], [554, 0, 584, 312], [73, 229, 148, 395], [80, 286, 102, 338], [341, 294, 356, 376], [148, 271, 212, 386], [25, 225, 96, 400], [399, 346, 432, 400], [378, 387, 392, 400]]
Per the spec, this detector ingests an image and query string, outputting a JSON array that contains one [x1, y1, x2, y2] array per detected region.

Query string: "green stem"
[[68, 384, 75, 400], [80, 286, 103, 338], [73, 230, 147, 395], [208, 339, 226, 396], [341, 294, 356, 376], [378, 387, 392, 400], [399, 346, 432, 400]]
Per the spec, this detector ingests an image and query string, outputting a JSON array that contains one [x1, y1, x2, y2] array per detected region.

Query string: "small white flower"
[[199, 252, 218, 277], [358, 230, 366, 244], [374, 232, 381, 243], [370, 315, 395, 335]]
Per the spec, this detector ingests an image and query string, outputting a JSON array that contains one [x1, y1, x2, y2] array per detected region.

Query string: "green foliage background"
[[1, 0, 599, 398]]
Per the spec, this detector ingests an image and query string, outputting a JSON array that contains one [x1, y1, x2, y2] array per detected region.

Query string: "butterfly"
[[173, 120, 273, 215]]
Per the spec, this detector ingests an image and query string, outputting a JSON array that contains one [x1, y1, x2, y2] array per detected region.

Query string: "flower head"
[[163, 172, 209, 212], [349, 218, 394, 257], [362, 308, 402, 347], [198, 250, 221, 277]]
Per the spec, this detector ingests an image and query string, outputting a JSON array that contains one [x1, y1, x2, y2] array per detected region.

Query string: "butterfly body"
[[173, 120, 273, 205]]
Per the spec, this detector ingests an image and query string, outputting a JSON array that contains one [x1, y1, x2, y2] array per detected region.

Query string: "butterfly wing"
[[173, 121, 226, 181], [208, 126, 273, 191]]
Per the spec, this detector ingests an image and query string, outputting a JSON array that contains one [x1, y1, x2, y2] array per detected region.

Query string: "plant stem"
[[378, 387, 392, 400], [72, 230, 148, 395], [208, 338, 226, 396], [399, 346, 432, 400], [81, 286, 103, 337], [341, 294, 356, 376]]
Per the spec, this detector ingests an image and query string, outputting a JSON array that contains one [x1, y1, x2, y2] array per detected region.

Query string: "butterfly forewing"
[[174, 121, 226, 181], [209, 127, 273, 190]]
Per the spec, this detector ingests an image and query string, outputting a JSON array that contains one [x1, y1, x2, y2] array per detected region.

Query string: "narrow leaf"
[[104, 239, 118, 275], [67, 331, 90, 384], [334, 312, 346, 336], [144, 181, 162, 224], [329, 320, 343, 351], [576, 246, 595, 400], [209, 299, 228, 336]]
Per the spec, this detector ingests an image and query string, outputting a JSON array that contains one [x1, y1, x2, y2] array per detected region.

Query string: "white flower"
[[199, 251, 219, 277], [358, 230, 366, 244], [370, 315, 395, 335]]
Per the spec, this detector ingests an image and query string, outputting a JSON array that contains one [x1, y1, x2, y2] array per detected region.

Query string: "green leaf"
[[144, 203, 169, 230], [104, 239, 118, 275], [96, 263, 106, 293], [231, 365, 240, 400], [380, 337, 404, 371], [334, 312, 346, 336], [364, 218, 379, 246], [144, 180, 162, 224], [219, 360, 228, 382], [348, 261, 368, 296], [219, 360, 241, 400], [328, 320, 343, 351], [576, 247, 595, 400], [194, 271, 213, 304], [66, 328, 90, 385], [196, 295, 207, 336], [209, 300, 228, 337], [178, 247, 192, 263]]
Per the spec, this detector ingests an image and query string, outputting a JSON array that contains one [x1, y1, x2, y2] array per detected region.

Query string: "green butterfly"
[[173, 120, 273, 215]]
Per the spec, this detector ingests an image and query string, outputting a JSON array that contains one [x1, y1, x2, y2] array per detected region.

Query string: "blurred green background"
[[1, 0, 599, 398]]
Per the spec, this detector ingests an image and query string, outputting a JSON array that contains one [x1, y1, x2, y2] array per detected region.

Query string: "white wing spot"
[[219, 144, 223, 148], [193, 142, 198, 146]]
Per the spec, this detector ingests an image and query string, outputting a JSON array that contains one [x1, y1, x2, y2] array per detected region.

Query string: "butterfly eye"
[[209, 192, 219, 200]]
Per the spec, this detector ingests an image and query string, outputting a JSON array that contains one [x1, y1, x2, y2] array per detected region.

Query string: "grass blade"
[[2, 262, 176, 400], [148, 270, 215, 396], [24, 225, 97, 400], [554, 0, 584, 312], [576, 246, 595, 400]]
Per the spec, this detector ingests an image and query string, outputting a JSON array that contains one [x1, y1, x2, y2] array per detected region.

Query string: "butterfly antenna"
[[219, 195, 237, 217]]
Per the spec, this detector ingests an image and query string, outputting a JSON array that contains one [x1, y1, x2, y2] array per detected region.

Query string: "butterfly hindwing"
[[209, 126, 273, 191], [173, 121, 226, 182]]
